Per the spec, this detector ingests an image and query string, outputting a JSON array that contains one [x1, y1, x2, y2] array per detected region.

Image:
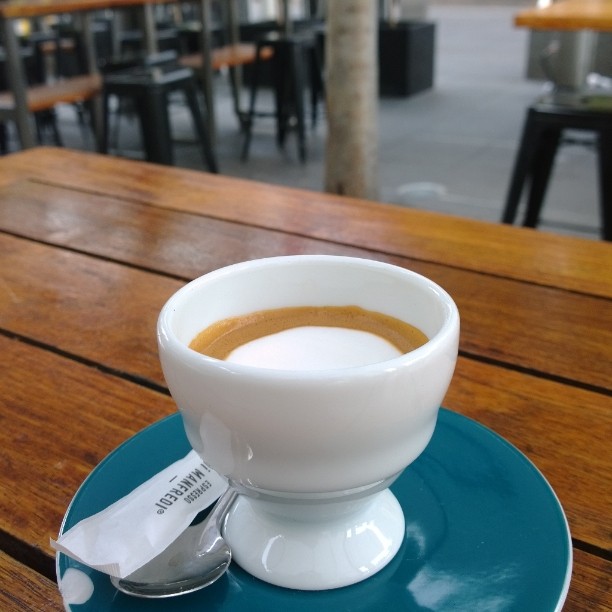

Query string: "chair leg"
[[523, 127, 561, 228], [101, 93, 126, 155], [597, 129, 612, 241], [241, 42, 265, 162], [75, 101, 95, 149], [227, 64, 243, 127], [184, 81, 218, 173], [271, 39, 308, 162], [502, 109, 541, 224], [289, 41, 307, 163], [138, 91, 174, 165], [100, 92, 111, 154], [308, 41, 324, 129], [273, 41, 290, 150], [49, 110, 63, 147], [33, 111, 63, 147], [0, 122, 8, 154]]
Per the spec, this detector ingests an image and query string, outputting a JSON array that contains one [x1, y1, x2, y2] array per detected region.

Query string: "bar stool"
[[241, 30, 324, 163], [101, 55, 217, 171], [502, 92, 612, 240]]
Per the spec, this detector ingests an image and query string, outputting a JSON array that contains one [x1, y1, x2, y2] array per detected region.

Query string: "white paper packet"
[[52, 450, 228, 578]]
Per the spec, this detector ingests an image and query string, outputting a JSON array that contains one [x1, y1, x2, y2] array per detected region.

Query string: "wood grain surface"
[[0, 0, 172, 18], [1, 149, 610, 298], [0, 551, 63, 610], [515, 0, 612, 31], [0, 148, 610, 611]]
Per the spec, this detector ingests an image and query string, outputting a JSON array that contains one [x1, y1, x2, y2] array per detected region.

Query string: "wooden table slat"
[[565, 549, 612, 611], [1, 148, 610, 298], [447, 358, 611, 551], [0, 551, 63, 611]]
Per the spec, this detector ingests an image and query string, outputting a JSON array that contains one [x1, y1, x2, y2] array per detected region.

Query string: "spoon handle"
[[196, 487, 238, 550]]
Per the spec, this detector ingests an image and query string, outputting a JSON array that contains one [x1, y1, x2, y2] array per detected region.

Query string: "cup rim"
[[157, 255, 460, 380]]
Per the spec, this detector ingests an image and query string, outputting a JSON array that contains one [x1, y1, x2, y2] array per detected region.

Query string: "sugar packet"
[[52, 450, 228, 579]]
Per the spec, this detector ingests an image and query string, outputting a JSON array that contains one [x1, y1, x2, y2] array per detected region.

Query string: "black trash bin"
[[378, 20, 436, 97]]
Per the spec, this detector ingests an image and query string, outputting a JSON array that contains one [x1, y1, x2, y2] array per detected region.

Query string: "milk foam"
[[226, 326, 403, 370]]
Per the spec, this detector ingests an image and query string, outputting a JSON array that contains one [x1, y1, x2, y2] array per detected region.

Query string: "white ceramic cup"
[[158, 255, 459, 590]]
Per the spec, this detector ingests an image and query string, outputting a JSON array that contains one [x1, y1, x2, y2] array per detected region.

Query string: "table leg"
[[0, 18, 36, 149], [226, 0, 246, 128], [143, 3, 158, 55], [554, 31, 597, 89], [198, 0, 216, 149], [279, 0, 292, 36]]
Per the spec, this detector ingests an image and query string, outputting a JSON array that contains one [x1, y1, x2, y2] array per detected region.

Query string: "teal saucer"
[[56, 409, 571, 610]]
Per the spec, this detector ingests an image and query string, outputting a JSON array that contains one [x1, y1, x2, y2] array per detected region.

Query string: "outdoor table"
[[515, 0, 612, 31], [514, 0, 612, 87], [0, 147, 610, 610]]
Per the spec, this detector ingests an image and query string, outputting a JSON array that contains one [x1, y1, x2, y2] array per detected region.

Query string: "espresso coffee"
[[189, 306, 428, 370]]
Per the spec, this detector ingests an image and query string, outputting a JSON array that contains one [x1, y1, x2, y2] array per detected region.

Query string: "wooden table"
[[0, 147, 610, 610], [515, 0, 612, 31], [515, 0, 612, 90]]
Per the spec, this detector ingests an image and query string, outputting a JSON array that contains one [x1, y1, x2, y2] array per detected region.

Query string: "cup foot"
[[223, 488, 404, 590]]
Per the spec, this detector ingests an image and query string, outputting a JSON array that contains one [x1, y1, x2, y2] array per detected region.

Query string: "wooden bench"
[[0, 73, 102, 115], [180, 42, 273, 72]]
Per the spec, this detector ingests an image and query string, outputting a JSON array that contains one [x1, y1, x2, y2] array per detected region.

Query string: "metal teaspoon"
[[110, 488, 238, 598]]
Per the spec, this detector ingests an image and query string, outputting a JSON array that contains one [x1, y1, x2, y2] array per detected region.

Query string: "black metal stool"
[[101, 57, 217, 171], [502, 92, 612, 240], [241, 30, 324, 163]]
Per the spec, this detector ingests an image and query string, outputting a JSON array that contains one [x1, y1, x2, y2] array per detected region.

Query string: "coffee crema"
[[189, 306, 428, 367]]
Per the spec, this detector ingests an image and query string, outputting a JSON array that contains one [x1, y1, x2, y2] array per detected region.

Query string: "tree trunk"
[[324, 0, 379, 199]]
